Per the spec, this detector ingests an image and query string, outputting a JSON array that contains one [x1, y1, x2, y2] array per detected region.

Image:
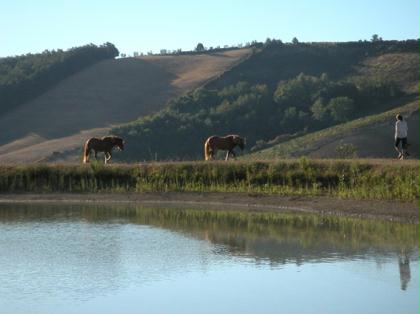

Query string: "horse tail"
[[83, 140, 90, 163], [204, 138, 211, 161]]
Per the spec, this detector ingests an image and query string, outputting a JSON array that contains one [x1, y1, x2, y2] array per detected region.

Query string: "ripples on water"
[[0, 204, 418, 314]]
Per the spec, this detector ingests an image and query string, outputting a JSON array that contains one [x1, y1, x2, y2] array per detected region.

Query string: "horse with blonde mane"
[[204, 135, 245, 161], [83, 136, 124, 164]]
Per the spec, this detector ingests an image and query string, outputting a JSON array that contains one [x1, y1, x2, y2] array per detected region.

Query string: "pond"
[[0, 203, 418, 314]]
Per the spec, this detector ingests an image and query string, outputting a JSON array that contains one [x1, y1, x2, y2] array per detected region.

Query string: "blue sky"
[[0, 0, 418, 57]]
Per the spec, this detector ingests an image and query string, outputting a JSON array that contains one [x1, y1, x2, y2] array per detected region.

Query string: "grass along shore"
[[0, 159, 417, 201]]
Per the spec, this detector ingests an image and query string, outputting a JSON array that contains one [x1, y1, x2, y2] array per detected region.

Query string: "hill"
[[111, 40, 419, 161], [0, 48, 252, 163], [0, 43, 119, 116], [247, 100, 419, 160]]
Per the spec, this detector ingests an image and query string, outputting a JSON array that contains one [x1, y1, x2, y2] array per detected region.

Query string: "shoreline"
[[0, 192, 418, 224]]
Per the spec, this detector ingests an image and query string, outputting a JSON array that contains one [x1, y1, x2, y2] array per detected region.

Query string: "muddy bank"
[[0, 192, 417, 224]]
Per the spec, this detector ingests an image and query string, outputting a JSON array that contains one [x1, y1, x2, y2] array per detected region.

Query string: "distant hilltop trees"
[[0, 42, 119, 115], [195, 43, 205, 52], [127, 41, 262, 58], [124, 34, 417, 58]]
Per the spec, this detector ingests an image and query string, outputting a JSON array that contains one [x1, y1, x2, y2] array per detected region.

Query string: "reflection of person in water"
[[398, 252, 411, 291]]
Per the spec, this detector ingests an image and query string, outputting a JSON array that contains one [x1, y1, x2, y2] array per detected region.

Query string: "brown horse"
[[204, 135, 245, 161], [83, 136, 124, 164]]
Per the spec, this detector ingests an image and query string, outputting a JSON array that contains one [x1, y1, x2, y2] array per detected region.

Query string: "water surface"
[[0, 204, 418, 314]]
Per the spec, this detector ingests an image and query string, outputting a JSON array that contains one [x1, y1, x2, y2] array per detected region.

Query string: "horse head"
[[113, 137, 125, 150], [233, 135, 245, 150]]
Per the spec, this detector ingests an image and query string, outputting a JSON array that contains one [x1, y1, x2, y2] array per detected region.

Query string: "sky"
[[0, 0, 418, 57]]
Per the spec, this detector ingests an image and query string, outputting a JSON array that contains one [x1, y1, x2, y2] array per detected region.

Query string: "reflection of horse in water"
[[83, 136, 124, 164], [204, 135, 245, 161], [398, 251, 411, 291]]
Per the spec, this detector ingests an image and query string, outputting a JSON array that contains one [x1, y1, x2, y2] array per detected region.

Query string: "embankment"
[[0, 159, 418, 223], [0, 159, 417, 201]]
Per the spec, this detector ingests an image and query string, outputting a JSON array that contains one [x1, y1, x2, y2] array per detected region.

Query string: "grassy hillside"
[[0, 43, 119, 116], [0, 40, 417, 163], [247, 100, 419, 159], [0, 48, 252, 163], [206, 40, 419, 90], [111, 40, 419, 161]]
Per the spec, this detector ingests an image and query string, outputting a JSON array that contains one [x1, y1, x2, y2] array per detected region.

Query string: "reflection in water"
[[0, 203, 418, 314], [0, 203, 418, 265], [399, 251, 411, 290]]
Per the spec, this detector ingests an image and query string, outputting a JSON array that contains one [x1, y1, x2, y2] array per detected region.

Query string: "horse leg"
[[105, 152, 112, 164], [230, 151, 236, 159], [225, 151, 230, 161], [94, 150, 98, 160], [85, 149, 90, 163]]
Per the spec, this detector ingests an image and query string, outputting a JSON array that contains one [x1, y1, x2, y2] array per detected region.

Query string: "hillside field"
[[0, 48, 251, 163], [0, 40, 418, 163], [111, 41, 419, 162], [248, 100, 419, 159]]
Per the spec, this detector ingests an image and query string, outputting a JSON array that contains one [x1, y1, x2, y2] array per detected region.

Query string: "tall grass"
[[0, 159, 417, 201]]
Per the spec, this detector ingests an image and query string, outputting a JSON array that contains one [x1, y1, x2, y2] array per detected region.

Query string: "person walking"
[[394, 114, 409, 159]]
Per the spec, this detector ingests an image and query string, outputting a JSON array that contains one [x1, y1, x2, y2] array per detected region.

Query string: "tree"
[[195, 43, 205, 52], [320, 72, 329, 82], [328, 96, 354, 122], [273, 73, 324, 109], [371, 34, 383, 42], [292, 37, 299, 44], [284, 106, 298, 120], [310, 98, 328, 121]]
